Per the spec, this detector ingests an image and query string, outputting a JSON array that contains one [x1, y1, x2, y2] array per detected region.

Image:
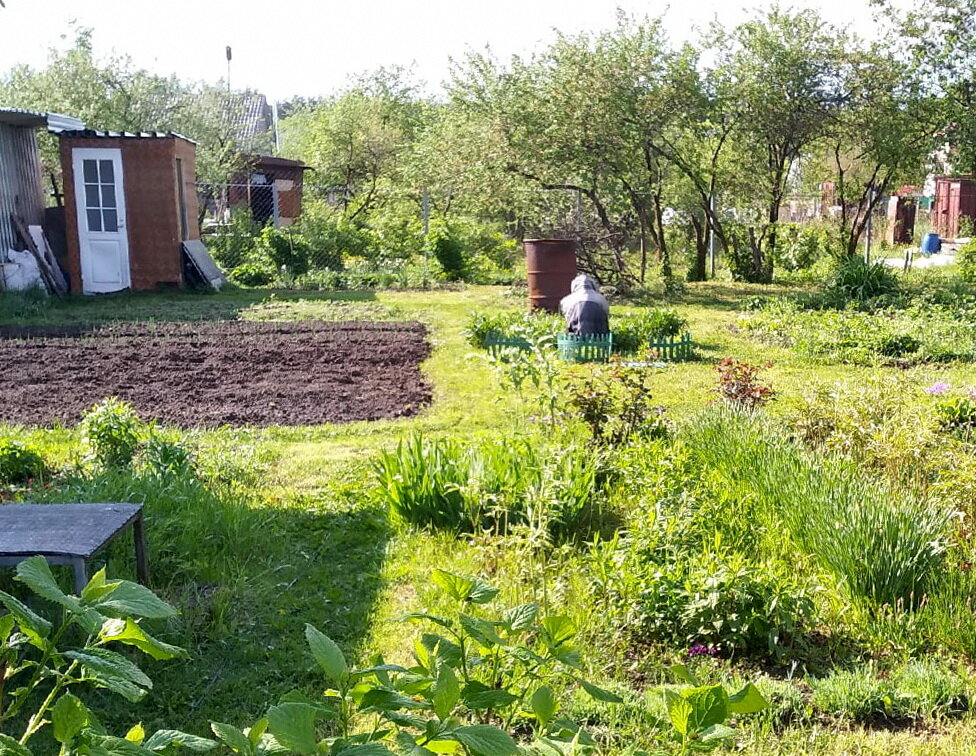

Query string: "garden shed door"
[[72, 148, 130, 293]]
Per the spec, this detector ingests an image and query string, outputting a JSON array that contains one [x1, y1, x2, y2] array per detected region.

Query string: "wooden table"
[[0, 502, 148, 594]]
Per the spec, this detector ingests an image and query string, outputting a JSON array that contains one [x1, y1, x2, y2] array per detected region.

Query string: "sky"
[[0, 0, 881, 102]]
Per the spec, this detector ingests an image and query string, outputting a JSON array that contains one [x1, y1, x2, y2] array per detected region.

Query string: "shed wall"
[[61, 136, 196, 292], [0, 123, 45, 254]]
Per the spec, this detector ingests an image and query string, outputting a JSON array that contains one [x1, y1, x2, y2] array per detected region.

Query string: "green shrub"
[[229, 261, 275, 287], [464, 310, 561, 349], [612, 310, 688, 355], [0, 439, 48, 484], [204, 207, 260, 270], [430, 230, 466, 282], [635, 550, 817, 655], [957, 238, 976, 282], [79, 398, 145, 468], [140, 436, 194, 477], [935, 392, 976, 434], [824, 256, 899, 303], [775, 222, 839, 271], [259, 225, 311, 276]]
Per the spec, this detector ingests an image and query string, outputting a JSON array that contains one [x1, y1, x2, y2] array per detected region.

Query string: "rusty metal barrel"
[[524, 239, 578, 312]]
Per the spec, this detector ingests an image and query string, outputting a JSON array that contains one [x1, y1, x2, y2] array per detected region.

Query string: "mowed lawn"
[[4, 281, 976, 754]]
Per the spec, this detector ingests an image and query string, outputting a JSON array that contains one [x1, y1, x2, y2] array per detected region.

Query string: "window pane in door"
[[99, 160, 114, 183], [85, 185, 100, 208], [87, 209, 103, 232], [101, 185, 116, 208], [83, 160, 98, 183], [102, 210, 118, 232]]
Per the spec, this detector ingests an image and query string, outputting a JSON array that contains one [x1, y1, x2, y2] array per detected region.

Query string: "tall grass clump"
[[373, 433, 601, 540], [682, 410, 952, 608]]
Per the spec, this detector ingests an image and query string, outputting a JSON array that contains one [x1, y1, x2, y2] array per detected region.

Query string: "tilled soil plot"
[[0, 321, 432, 427]]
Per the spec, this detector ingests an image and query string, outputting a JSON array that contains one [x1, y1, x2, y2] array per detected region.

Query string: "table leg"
[[71, 557, 87, 595], [133, 513, 149, 586]]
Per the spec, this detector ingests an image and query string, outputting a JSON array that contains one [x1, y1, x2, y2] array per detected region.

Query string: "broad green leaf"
[[679, 684, 729, 735], [432, 663, 460, 719], [422, 742, 460, 755], [0, 589, 52, 639], [670, 664, 699, 687], [66, 648, 152, 702], [397, 613, 453, 630], [700, 723, 737, 742], [79, 733, 154, 755], [143, 730, 217, 752], [460, 681, 518, 710], [333, 745, 396, 755], [539, 616, 575, 648], [82, 569, 120, 603], [304, 624, 348, 683], [100, 618, 186, 660], [360, 689, 429, 712], [15, 556, 82, 611], [452, 725, 519, 756], [466, 580, 500, 605], [210, 723, 253, 756], [420, 633, 463, 668], [503, 603, 538, 632], [0, 734, 31, 756], [52, 694, 89, 744], [578, 678, 623, 703], [266, 703, 319, 755], [430, 570, 476, 602], [245, 718, 268, 748], [728, 682, 769, 715], [458, 614, 504, 648], [531, 685, 558, 728], [664, 690, 692, 736], [125, 724, 146, 744], [93, 581, 176, 620], [0, 614, 14, 642]]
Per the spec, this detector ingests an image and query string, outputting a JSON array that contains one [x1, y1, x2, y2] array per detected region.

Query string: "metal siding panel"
[[0, 124, 45, 254]]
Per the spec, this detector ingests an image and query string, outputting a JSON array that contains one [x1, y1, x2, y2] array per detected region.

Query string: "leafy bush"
[[373, 434, 601, 541], [465, 310, 561, 349], [259, 225, 311, 275], [713, 358, 775, 409], [613, 309, 689, 355], [957, 238, 976, 283], [140, 436, 194, 477], [824, 256, 899, 303], [636, 550, 817, 655], [564, 361, 669, 445], [775, 222, 839, 271], [0, 439, 48, 484], [429, 228, 466, 282], [204, 207, 260, 270], [79, 398, 145, 468], [935, 392, 976, 435], [229, 261, 275, 287]]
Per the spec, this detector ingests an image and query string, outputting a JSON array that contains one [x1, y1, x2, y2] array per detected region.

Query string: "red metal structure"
[[524, 239, 578, 312]]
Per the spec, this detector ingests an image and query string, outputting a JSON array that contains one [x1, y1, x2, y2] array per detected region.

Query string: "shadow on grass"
[[4, 476, 391, 740]]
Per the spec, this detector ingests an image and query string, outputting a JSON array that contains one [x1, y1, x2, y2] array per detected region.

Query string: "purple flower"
[[687, 643, 718, 658], [924, 382, 951, 395]]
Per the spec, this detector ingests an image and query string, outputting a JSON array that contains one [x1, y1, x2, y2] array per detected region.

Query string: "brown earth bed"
[[0, 321, 432, 427]]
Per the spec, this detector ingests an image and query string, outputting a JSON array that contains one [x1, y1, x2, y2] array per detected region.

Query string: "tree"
[[711, 9, 850, 282]]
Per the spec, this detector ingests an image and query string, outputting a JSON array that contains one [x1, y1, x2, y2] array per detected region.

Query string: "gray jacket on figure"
[[560, 275, 610, 335]]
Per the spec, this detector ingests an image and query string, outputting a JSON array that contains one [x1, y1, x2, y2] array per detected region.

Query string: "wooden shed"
[[932, 176, 976, 240], [228, 155, 309, 226], [59, 131, 200, 293]]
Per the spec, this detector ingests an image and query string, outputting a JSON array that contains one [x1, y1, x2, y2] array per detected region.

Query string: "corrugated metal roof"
[[0, 107, 84, 132], [58, 129, 198, 144]]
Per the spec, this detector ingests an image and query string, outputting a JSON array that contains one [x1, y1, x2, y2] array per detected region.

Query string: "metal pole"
[[225, 46, 232, 91]]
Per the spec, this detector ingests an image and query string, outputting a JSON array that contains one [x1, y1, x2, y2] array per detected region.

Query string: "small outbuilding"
[[227, 154, 309, 227], [932, 176, 976, 241], [59, 131, 201, 293]]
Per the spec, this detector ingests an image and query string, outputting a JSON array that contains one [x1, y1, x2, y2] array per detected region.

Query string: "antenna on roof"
[[225, 46, 232, 92]]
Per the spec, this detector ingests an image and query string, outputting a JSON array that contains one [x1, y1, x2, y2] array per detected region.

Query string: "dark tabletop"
[[0, 502, 142, 559]]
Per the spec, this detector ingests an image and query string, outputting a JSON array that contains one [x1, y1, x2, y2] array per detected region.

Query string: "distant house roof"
[[251, 154, 310, 171], [0, 108, 85, 132], [58, 130, 197, 144], [226, 93, 274, 155]]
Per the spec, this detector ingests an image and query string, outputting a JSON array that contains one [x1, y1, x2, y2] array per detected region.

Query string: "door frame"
[[72, 147, 131, 293]]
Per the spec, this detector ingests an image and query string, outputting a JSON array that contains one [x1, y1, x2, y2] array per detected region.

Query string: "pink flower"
[[924, 382, 951, 395]]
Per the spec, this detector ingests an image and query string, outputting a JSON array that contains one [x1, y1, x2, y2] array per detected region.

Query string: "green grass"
[[6, 278, 976, 753]]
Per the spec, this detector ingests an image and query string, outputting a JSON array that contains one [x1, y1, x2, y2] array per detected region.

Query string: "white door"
[[73, 148, 130, 293]]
